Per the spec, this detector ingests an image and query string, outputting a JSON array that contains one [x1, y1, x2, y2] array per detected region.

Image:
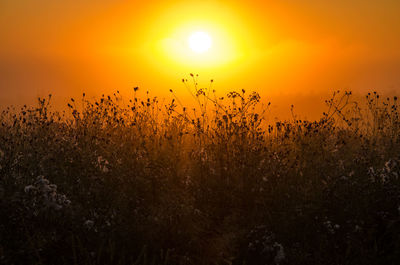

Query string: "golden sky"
[[1, 0, 400, 118]]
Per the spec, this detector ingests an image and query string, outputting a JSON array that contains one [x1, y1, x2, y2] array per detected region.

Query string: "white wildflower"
[[24, 185, 36, 193], [368, 167, 375, 175], [262, 176, 268, 182], [324, 220, 335, 234], [273, 242, 285, 264], [194, 209, 201, 215], [210, 166, 216, 175], [84, 220, 94, 229], [25, 175, 70, 212]]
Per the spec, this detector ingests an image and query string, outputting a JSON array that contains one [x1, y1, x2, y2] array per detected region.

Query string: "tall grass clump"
[[1, 76, 400, 265]]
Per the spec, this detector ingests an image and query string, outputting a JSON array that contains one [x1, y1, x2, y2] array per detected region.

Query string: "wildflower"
[[36, 175, 49, 186], [324, 220, 335, 234], [385, 160, 393, 173], [262, 176, 268, 182], [194, 209, 201, 215], [84, 220, 94, 229], [273, 242, 285, 264], [380, 173, 389, 183], [97, 156, 110, 173], [24, 185, 36, 193]]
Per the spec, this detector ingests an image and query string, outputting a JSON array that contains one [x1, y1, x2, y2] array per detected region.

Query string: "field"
[[1, 80, 400, 264]]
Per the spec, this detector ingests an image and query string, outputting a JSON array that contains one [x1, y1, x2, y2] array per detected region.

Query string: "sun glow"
[[188, 31, 212, 53], [138, 1, 255, 71]]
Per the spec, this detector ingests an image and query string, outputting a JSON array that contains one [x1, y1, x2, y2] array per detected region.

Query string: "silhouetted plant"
[[0, 77, 400, 264]]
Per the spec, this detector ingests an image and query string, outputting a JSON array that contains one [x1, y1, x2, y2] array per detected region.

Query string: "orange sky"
[[1, 0, 400, 118]]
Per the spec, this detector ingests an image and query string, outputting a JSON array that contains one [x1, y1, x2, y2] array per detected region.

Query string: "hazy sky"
[[1, 0, 400, 117]]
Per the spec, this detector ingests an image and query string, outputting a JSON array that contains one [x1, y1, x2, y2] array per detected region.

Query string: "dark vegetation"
[[1, 75, 400, 264]]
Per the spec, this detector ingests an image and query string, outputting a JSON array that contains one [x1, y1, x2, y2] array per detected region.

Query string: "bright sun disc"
[[188, 31, 212, 53]]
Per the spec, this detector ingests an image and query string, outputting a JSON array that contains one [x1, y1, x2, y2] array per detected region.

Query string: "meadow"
[[1, 77, 400, 264]]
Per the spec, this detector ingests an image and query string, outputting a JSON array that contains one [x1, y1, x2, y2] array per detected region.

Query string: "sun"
[[188, 31, 212, 53]]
